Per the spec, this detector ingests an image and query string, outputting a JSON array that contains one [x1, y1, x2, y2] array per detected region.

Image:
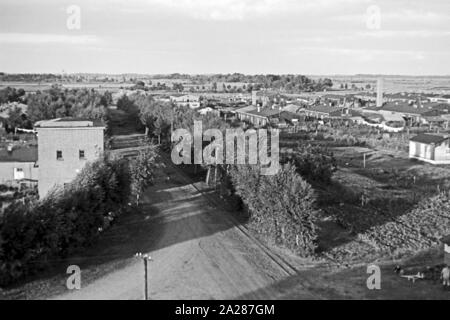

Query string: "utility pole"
[[135, 252, 152, 300]]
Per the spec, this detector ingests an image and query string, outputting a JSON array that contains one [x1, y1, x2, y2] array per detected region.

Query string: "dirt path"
[[49, 160, 318, 300]]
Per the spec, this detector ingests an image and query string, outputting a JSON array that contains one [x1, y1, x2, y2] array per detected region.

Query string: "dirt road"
[[50, 160, 318, 300]]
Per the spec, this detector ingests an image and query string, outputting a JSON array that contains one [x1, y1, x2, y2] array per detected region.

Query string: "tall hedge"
[[0, 156, 134, 286], [230, 163, 320, 256]]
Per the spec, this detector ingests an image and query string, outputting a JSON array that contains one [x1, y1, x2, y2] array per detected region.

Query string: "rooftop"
[[306, 105, 342, 114], [246, 107, 280, 117], [34, 117, 105, 128], [282, 104, 303, 114], [441, 235, 450, 244], [366, 103, 430, 115], [410, 134, 448, 145], [0, 145, 37, 162]]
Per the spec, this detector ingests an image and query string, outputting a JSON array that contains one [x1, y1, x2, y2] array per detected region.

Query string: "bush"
[[0, 156, 136, 286], [129, 146, 159, 205], [282, 144, 337, 184], [229, 163, 320, 256]]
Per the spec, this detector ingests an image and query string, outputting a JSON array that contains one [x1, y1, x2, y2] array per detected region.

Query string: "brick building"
[[35, 118, 105, 198]]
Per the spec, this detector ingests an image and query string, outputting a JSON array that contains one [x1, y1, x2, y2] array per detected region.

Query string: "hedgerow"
[[229, 163, 320, 256], [0, 150, 157, 286]]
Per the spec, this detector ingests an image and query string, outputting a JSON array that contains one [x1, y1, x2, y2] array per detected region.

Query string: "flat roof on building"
[[410, 134, 448, 145], [34, 117, 105, 128]]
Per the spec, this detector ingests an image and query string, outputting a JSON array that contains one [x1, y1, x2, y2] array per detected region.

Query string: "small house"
[[409, 134, 450, 164], [0, 145, 38, 186]]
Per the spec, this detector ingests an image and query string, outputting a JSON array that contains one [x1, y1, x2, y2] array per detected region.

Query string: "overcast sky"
[[0, 0, 449, 75]]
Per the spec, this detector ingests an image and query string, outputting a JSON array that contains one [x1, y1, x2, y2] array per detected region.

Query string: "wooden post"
[[363, 153, 366, 168], [135, 253, 151, 300], [206, 167, 211, 184], [144, 258, 148, 300]]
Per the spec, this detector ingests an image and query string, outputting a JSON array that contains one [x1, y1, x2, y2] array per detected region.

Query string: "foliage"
[[328, 191, 450, 262], [282, 144, 337, 184], [229, 163, 320, 256], [26, 85, 111, 123], [0, 154, 147, 286], [0, 87, 26, 104], [6, 106, 32, 130], [129, 146, 160, 204]]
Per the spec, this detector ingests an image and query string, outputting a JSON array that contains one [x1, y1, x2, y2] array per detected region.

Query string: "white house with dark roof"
[[409, 134, 450, 164], [0, 145, 38, 186]]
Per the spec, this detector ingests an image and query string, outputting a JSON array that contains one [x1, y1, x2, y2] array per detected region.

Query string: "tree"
[[129, 145, 159, 205], [283, 144, 337, 184], [172, 83, 184, 92], [7, 106, 30, 131], [229, 163, 320, 256]]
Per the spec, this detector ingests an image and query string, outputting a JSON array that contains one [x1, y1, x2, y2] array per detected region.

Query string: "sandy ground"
[[47, 161, 318, 300]]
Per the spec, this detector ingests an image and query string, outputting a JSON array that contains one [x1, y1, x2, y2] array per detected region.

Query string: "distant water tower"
[[376, 78, 384, 107]]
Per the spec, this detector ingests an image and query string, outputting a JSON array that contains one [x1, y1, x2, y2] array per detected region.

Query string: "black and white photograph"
[[0, 0, 450, 307]]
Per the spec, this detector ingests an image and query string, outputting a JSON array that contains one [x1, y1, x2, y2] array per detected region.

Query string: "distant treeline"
[[0, 73, 66, 82], [1, 73, 333, 92], [150, 73, 333, 92]]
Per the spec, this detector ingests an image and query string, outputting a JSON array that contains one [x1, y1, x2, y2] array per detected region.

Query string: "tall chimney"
[[252, 90, 257, 106], [376, 78, 383, 107]]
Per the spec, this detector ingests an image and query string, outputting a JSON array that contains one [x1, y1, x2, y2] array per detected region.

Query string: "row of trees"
[[115, 91, 338, 257], [131, 96, 327, 256], [128, 74, 333, 93], [0, 147, 159, 286]]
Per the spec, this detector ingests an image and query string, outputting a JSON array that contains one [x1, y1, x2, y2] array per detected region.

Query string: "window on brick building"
[[56, 150, 63, 160]]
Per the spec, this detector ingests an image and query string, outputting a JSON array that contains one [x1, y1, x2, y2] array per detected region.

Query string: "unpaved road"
[[50, 160, 318, 300]]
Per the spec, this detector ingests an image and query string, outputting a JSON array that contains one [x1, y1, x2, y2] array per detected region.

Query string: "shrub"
[[282, 144, 337, 184], [0, 156, 136, 286], [230, 163, 320, 256], [129, 146, 159, 205]]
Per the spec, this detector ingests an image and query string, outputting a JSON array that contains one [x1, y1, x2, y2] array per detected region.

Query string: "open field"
[[311, 75, 450, 93], [3, 75, 450, 94]]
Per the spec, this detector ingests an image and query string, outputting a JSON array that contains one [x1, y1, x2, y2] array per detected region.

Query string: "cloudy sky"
[[0, 0, 449, 75]]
